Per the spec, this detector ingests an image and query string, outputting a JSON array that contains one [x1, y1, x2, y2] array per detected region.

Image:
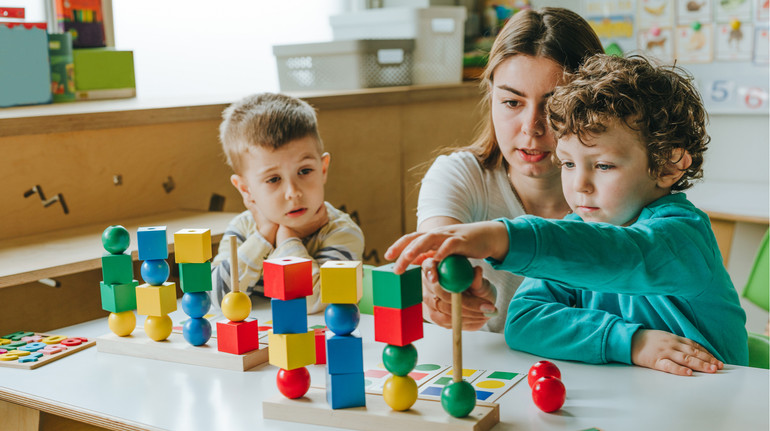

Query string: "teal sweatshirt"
[[490, 193, 748, 366]]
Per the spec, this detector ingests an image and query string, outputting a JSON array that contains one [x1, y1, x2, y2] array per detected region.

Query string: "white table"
[[1, 306, 768, 431]]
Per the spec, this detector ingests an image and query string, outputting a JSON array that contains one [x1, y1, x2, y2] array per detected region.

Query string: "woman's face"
[[490, 55, 565, 180]]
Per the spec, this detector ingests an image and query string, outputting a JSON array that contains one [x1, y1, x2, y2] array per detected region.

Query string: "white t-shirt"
[[417, 151, 526, 333]]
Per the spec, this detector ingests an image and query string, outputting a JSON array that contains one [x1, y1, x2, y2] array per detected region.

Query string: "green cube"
[[72, 48, 135, 91], [179, 261, 213, 293], [100, 280, 138, 313], [359, 264, 375, 315], [372, 263, 422, 309], [101, 253, 134, 284]]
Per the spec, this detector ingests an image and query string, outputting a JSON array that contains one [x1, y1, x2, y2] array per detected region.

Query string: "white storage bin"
[[330, 6, 466, 85], [273, 39, 414, 92]]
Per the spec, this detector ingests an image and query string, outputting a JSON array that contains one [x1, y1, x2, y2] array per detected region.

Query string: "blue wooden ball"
[[181, 292, 211, 318], [324, 303, 360, 336], [183, 317, 212, 346], [140, 259, 169, 285]]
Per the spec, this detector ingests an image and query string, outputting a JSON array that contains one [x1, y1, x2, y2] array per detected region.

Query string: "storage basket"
[[329, 6, 466, 85], [273, 39, 414, 91]]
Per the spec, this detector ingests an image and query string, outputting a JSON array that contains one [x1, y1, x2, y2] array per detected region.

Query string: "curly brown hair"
[[547, 54, 709, 191]]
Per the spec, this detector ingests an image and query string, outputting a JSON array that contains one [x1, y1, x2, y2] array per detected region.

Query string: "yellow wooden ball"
[[108, 311, 136, 337], [144, 315, 172, 341], [383, 375, 418, 411], [221, 291, 251, 322]]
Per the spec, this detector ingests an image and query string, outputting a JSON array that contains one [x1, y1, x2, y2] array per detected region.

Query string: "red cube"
[[314, 327, 327, 365], [373, 303, 423, 346], [263, 257, 313, 300], [217, 319, 260, 355]]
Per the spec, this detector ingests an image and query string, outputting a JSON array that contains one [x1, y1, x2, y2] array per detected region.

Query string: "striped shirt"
[[211, 202, 364, 314]]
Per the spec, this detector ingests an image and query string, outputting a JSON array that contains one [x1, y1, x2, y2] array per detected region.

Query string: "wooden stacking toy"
[[216, 237, 259, 355], [265, 256, 316, 399], [372, 262, 423, 411], [436, 255, 477, 418], [136, 226, 176, 341], [173, 228, 213, 346], [99, 225, 138, 337]]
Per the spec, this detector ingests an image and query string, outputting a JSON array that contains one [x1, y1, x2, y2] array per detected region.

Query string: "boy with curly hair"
[[385, 54, 748, 374]]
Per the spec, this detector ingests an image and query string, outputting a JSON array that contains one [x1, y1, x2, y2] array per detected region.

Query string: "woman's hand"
[[421, 257, 497, 330]]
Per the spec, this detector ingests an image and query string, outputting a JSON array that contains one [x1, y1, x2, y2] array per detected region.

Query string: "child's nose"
[[285, 180, 302, 199], [574, 171, 593, 193]]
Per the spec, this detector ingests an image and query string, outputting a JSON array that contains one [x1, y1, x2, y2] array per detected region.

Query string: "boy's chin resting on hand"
[[630, 329, 724, 376]]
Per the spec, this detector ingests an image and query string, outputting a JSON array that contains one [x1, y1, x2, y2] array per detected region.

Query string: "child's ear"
[[656, 148, 692, 189], [321, 152, 331, 184], [230, 174, 253, 202]]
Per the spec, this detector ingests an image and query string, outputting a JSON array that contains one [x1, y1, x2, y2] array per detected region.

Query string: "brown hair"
[[464, 7, 604, 170], [219, 93, 322, 174], [547, 54, 709, 191]]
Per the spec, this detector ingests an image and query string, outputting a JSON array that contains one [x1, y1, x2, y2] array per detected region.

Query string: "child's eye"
[[298, 168, 313, 176], [561, 161, 575, 169], [596, 163, 614, 171], [266, 176, 280, 184]]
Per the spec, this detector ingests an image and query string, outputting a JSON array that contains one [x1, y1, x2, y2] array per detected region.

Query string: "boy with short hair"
[[385, 55, 748, 375], [213, 93, 364, 313]]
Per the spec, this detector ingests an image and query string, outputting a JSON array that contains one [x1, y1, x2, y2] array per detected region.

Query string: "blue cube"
[[137, 226, 168, 260], [325, 332, 363, 375], [326, 371, 366, 409], [271, 298, 308, 334]]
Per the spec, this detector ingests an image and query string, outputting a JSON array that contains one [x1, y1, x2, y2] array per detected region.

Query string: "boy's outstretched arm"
[[631, 329, 723, 376], [385, 221, 509, 274]]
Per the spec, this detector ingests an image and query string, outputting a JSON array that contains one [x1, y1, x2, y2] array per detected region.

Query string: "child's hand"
[[631, 329, 724, 376], [421, 257, 495, 331], [246, 198, 278, 245], [384, 221, 509, 274], [275, 204, 329, 245]]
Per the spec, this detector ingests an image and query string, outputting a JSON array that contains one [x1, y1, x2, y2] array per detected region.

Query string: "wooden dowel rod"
[[452, 291, 462, 383], [230, 237, 239, 293]]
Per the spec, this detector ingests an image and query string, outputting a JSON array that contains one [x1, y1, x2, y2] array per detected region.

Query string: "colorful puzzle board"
[[263, 387, 499, 431], [363, 363, 524, 403], [0, 331, 95, 370]]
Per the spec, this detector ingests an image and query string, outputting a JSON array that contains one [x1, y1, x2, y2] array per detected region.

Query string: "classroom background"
[[0, 0, 767, 335]]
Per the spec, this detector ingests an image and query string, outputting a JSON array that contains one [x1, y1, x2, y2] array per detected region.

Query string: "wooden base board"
[[0, 333, 96, 370], [263, 387, 499, 431], [96, 331, 267, 371]]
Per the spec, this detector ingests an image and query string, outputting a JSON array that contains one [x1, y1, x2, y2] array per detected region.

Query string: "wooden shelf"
[[0, 210, 238, 288]]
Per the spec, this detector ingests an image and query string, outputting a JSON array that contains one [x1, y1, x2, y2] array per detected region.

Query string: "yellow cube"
[[320, 261, 363, 304], [174, 229, 212, 263], [136, 282, 177, 316], [268, 330, 315, 370]]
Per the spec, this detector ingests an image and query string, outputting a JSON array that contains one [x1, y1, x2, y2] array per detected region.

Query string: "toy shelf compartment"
[[273, 39, 415, 92]]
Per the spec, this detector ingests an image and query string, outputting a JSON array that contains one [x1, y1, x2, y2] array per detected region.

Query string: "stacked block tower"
[[136, 226, 176, 341], [175, 228, 213, 346], [216, 237, 260, 355], [100, 225, 139, 337], [320, 260, 365, 409], [371, 263, 423, 411], [264, 257, 315, 399]]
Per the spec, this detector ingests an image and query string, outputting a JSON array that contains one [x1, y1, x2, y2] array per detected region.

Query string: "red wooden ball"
[[532, 376, 566, 413], [276, 367, 311, 399], [528, 360, 561, 388]]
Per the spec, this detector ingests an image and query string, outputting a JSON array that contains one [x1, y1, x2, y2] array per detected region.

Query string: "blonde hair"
[[219, 93, 322, 174], [463, 7, 604, 170]]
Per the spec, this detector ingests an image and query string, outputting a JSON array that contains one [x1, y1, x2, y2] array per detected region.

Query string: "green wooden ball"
[[437, 255, 473, 293], [382, 344, 418, 376], [102, 225, 130, 254], [441, 380, 476, 418]]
